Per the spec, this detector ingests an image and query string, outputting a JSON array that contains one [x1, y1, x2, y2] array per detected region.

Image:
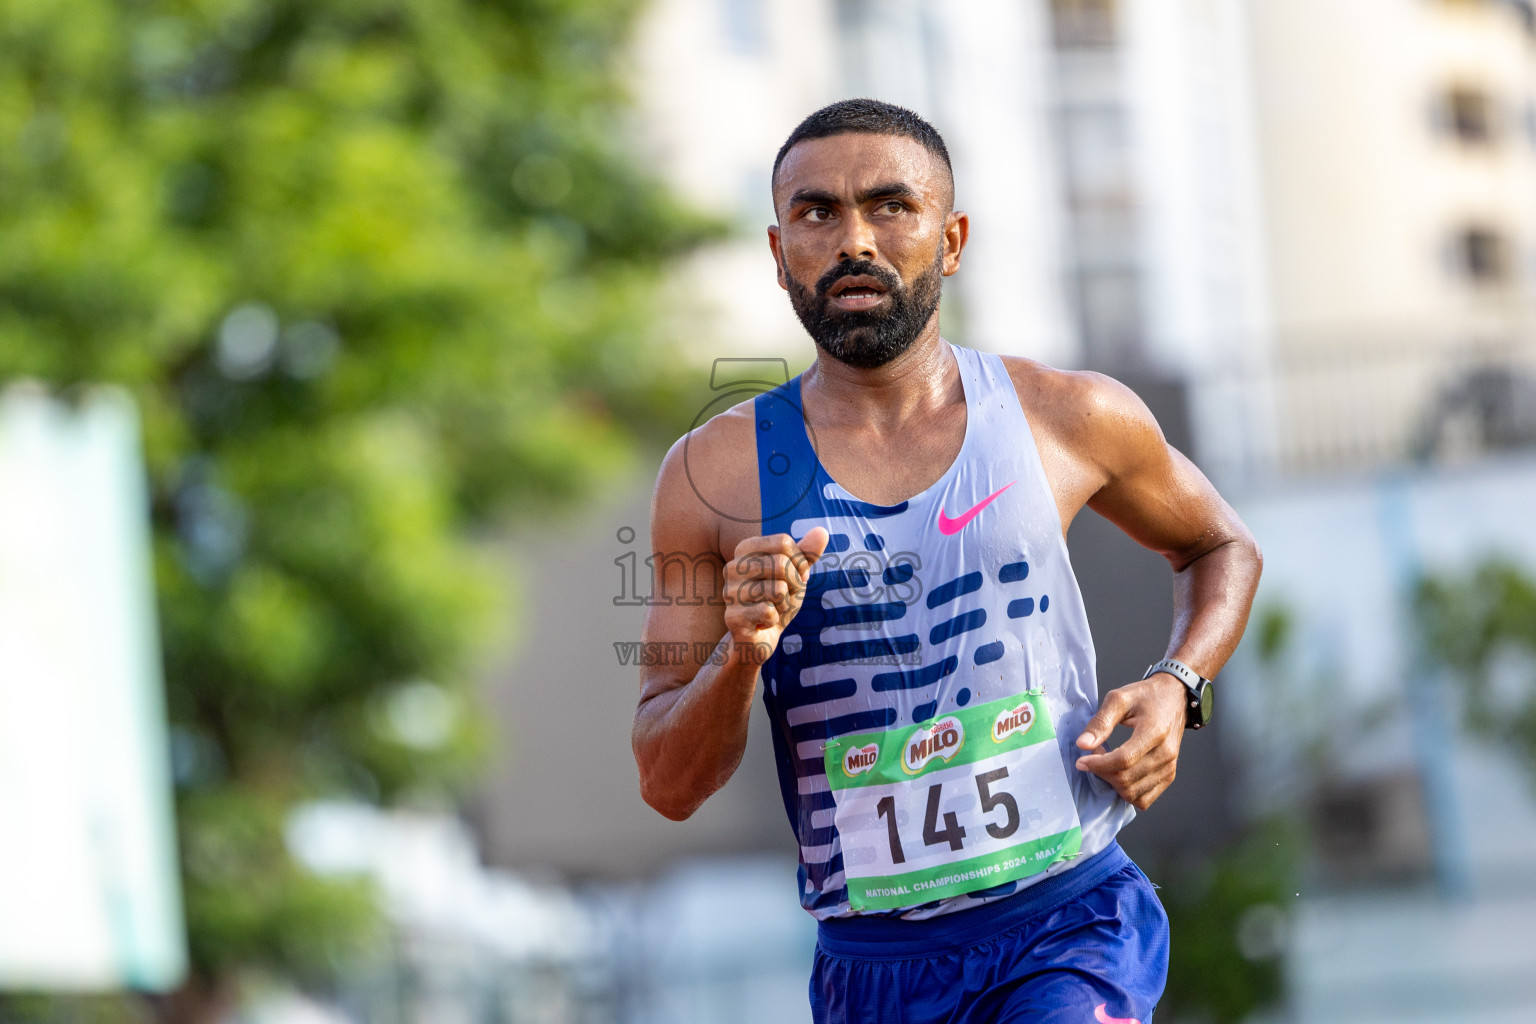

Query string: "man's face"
[[768, 133, 967, 369]]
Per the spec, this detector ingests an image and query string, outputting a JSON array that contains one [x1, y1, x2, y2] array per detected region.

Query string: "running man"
[[631, 99, 1261, 1023]]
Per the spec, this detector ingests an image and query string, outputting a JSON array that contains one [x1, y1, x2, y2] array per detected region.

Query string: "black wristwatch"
[[1144, 658, 1213, 730]]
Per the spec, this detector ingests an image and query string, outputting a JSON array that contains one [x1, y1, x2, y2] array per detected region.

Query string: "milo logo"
[[993, 701, 1035, 743], [843, 743, 879, 777], [902, 716, 964, 774]]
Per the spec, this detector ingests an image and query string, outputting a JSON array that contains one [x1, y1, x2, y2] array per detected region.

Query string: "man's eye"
[[804, 207, 831, 222], [879, 201, 905, 214]]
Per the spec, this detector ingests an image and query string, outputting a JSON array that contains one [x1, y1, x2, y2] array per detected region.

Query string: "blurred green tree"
[[1157, 822, 1297, 1024], [0, 0, 707, 1019], [1416, 557, 1536, 783]]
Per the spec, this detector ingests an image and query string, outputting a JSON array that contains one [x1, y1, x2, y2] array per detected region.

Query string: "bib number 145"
[[874, 766, 1019, 863], [822, 691, 1084, 910]]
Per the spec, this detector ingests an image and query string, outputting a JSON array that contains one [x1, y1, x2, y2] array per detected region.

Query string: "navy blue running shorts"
[[810, 843, 1168, 1024]]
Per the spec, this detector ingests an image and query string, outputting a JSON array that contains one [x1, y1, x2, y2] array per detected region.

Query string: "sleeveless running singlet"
[[752, 343, 1134, 920]]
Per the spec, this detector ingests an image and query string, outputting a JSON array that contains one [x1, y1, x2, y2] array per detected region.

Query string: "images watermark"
[[612, 640, 770, 667], [611, 639, 926, 668], [613, 525, 926, 610]]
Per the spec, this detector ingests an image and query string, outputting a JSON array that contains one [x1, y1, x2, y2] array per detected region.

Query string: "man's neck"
[[800, 323, 959, 433]]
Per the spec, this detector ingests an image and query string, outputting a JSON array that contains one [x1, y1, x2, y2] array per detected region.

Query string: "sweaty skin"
[[631, 132, 1262, 822]]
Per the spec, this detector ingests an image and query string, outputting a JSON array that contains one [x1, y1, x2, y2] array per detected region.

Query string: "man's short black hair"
[[772, 98, 953, 188]]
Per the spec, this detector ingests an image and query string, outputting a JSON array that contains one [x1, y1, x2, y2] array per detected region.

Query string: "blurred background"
[[4, 0, 1536, 1022]]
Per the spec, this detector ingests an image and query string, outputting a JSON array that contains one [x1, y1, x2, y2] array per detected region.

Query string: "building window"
[[1441, 86, 1497, 145], [1050, 0, 1118, 49], [1458, 226, 1509, 283]]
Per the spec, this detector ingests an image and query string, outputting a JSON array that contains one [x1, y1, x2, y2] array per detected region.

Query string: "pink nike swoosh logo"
[[936, 481, 1015, 535], [1094, 1004, 1140, 1024]]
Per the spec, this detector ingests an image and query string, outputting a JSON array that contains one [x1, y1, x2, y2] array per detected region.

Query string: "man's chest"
[[712, 376, 1088, 559], [811, 408, 968, 507]]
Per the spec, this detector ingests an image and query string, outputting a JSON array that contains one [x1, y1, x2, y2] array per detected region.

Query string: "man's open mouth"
[[827, 275, 890, 311]]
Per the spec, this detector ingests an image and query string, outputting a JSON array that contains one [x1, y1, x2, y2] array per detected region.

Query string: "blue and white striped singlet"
[[752, 342, 1134, 920]]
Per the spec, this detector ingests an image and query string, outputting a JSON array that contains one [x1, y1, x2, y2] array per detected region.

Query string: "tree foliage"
[[0, 0, 706, 1015], [1158, 821, 1297, 1024], [1416, 557, 1536, 785]]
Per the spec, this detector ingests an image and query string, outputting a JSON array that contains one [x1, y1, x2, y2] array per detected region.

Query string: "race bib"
[[823, 691, 1083, 911]]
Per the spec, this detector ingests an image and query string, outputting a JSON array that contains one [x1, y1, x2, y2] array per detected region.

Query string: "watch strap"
[[1143, 658, 1207, 692]]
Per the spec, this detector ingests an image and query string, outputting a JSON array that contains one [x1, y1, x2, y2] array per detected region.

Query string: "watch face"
[[1199, 682, 1214, 724]]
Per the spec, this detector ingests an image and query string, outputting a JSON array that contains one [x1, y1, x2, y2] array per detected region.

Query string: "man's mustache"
[[815, 260, 903, 299]]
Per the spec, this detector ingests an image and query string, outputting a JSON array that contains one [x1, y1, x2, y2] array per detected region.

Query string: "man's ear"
[[767, 225, 788, 291], [942, 210, 969, 276]]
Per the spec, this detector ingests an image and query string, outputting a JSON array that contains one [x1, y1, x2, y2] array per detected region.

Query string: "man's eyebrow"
[[783, 183, 921, 208], [786, 188, 841, 208], [856, 182, 919, 204]]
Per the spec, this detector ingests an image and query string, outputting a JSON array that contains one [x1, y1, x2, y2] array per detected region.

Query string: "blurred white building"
[[1246, 0, 1536, 477], [627, 0, 1276, 473], [626, 0, 1077, 365], [627, 0, 1536, 486]]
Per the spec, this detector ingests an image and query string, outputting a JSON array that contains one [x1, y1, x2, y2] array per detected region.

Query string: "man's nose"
[[836, 211, 877, 263]]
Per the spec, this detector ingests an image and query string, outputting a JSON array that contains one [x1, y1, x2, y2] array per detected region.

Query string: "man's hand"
[[723, 528, 830, 657], [1074, 673, 1188, 811]]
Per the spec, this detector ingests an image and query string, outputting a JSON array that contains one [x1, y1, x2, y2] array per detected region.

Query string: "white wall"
[[1246, 0, 1536, 342], [927, 0, 1079, 364], [627, 0, 842, 362], [1123, 0, 1273, 377], [625, 0, 1077, 366]]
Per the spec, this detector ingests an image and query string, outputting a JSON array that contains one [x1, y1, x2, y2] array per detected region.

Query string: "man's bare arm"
[[1028, 369, 1262, 809], [1084, 400, 1263, 680], [630, 428, 829, 820]]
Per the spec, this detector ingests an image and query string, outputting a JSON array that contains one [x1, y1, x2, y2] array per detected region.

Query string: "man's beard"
[[785, 251, 944, 369]]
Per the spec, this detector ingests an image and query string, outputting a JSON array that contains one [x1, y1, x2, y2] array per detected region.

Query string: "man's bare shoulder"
[[997, 356, 1166, 495], [652, 395, 762, 556], [999, 357, 1151, 441], [658, 394, 761, 490]]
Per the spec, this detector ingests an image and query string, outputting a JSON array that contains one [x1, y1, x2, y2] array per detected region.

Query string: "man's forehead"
[[773, 132, 948, 199]]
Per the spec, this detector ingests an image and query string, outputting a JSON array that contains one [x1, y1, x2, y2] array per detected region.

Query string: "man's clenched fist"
[[723, 527, 830, 656]]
